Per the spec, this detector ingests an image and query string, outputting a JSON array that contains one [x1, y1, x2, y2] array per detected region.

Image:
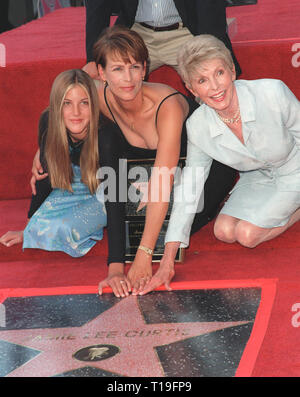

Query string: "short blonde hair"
[[177, 34, 234, 85]]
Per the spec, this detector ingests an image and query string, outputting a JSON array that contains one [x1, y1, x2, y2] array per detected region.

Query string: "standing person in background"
[[83, 0, 241, 79]]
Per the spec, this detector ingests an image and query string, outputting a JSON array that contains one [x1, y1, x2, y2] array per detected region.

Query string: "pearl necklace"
[[217, 108, 241, 124]]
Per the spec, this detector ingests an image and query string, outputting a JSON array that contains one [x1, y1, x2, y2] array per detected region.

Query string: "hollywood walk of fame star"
[[0, 294, 250, 377]]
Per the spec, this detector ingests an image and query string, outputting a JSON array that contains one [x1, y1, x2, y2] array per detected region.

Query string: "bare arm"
[[139, 241, 180, 295], [128, 95, 188, 294]]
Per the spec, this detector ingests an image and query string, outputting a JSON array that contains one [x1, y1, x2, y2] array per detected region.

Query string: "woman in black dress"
[[32, 26, 236, 297]]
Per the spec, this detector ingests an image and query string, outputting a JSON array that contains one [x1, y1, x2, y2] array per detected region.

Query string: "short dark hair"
[[93, 25, 149, 68]]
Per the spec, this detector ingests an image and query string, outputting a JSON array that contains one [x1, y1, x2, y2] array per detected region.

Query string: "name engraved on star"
[[22, 327, 191, 343]]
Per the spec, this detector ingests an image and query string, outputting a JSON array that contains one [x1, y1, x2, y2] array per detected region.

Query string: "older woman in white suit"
[[141, 34, 300, 295]]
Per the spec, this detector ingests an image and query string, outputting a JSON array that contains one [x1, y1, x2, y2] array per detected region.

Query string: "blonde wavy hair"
[[45, 69, 100, 194], [177, 34, 234, 87]]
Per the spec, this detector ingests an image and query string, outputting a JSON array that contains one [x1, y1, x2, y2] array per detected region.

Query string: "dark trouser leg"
[[191, 160, 237, 235], [0, 0, 14, 33]]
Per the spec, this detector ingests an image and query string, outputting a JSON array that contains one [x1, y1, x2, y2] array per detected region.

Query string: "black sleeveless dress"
[[99, 87, 237, 265]]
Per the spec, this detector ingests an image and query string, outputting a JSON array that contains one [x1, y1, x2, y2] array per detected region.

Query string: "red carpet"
[[0, 0, 300, 377], [226, 0, 300, 100]]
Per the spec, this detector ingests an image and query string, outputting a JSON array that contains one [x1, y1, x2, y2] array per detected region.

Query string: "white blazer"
[[165, 79, 300, 247]]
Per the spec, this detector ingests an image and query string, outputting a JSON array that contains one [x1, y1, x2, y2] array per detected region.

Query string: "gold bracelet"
[[138, 245, 153, 256]]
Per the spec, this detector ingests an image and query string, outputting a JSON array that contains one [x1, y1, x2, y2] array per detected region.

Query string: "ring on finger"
[[120, 280, 126, 284]]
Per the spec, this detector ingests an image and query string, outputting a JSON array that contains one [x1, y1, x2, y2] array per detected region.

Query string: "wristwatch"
[[138, 245, 153, 256]]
